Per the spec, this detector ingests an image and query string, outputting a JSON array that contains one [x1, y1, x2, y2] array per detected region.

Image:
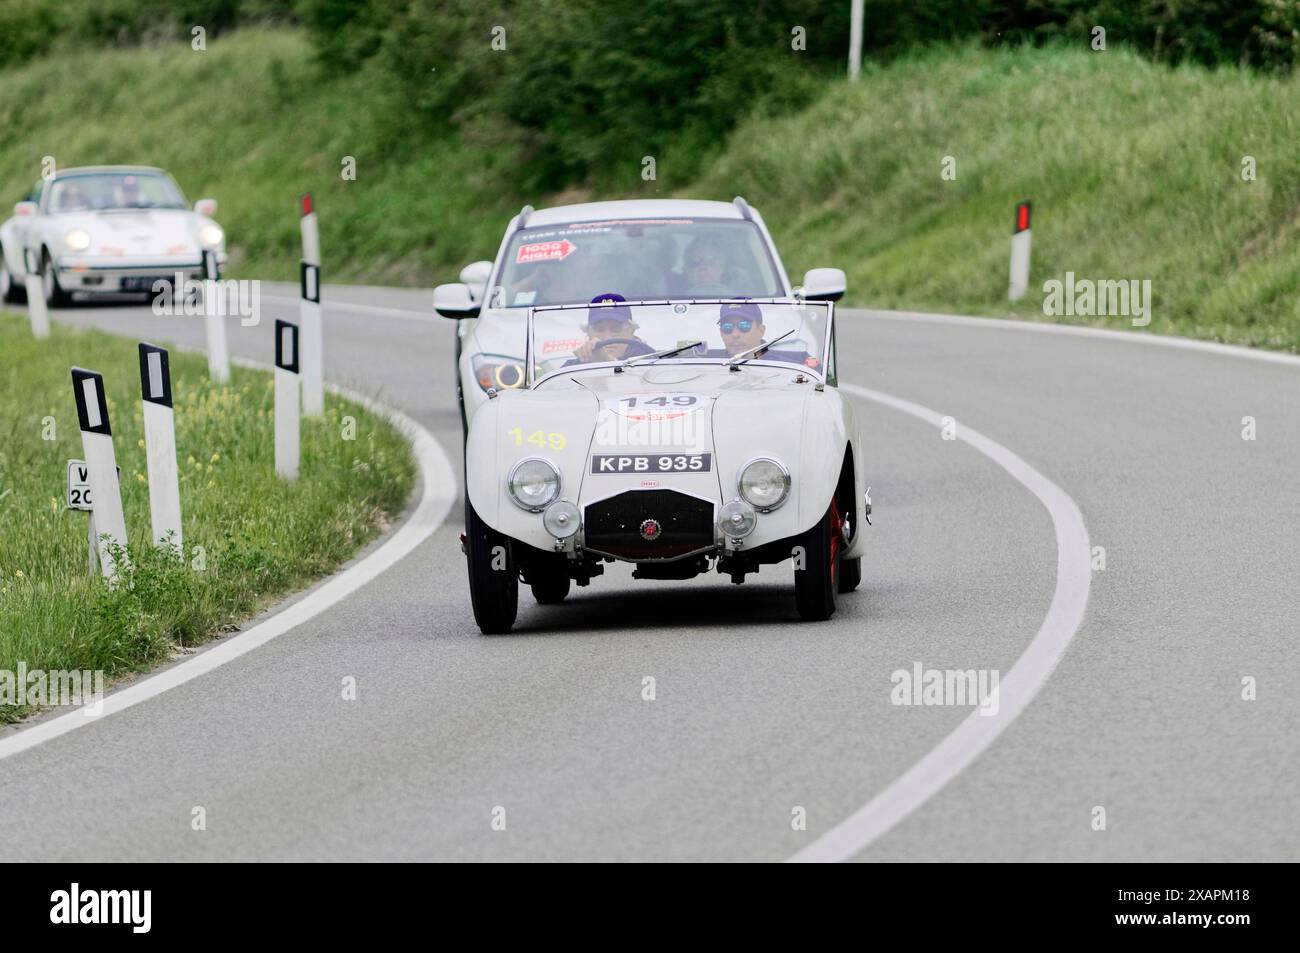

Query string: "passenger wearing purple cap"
[[566, 293, 655, 365]]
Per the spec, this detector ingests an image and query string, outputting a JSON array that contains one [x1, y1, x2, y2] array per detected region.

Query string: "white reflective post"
[[71, 368, 128, 581], [138, 343, 183, 550], [299, 193, 324, 417], [1009, 200, 1032, 302], [25, 248, 48, 338], [274, 319, 300, 480], [203, 250, 230, 382]]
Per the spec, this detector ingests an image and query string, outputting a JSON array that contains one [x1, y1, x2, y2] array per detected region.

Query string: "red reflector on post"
[[1015, 201, 1031, 233], [301, 192, 314, 217]]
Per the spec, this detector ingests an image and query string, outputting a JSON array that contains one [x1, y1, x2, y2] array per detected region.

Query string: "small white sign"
[[66, 459, 119, 511], [66, 459, 92, 510]]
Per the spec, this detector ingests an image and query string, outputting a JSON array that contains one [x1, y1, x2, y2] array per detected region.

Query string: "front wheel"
[[464, 500, 518, 634], [839, 556, 861, 593], [0, 248, 27, 304], [794, 499, 843, 621], [41, 251, 71, 307]]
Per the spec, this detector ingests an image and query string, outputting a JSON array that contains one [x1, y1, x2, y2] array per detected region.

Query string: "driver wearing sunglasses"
[[715, 300, 768, 357]]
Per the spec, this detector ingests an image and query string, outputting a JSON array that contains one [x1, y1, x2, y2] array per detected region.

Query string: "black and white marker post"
[[71, 368, 129, 580], [138, 343, 183, 550], [202, 250, 230, 383], [299, 193, 323, 417], [1008, 200, 1032, 302], [24, 248, 49, 338], [274, 319, 300, 480]]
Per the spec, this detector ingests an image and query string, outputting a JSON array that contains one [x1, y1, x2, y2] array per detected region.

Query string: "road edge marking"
[[787, 383, 1092, 862], [850, 307, 1300, 368], [0, 367, 456, 762]]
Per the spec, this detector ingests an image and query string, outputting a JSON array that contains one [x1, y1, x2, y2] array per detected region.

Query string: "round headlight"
[[198, 224, 224, 247], [495, 362, 524, 388], [64, 229, 91, 252], [719, 499, 757, 538], [738, 458, 790, 511], [543, 500, 580, 538], [508, 458, 560, 512]]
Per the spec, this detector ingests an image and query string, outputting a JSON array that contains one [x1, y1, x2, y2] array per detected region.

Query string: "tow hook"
[[864, 486, 873, 526]]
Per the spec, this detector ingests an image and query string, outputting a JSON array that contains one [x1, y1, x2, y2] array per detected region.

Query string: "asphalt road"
[[1, 283, 1296, 861]]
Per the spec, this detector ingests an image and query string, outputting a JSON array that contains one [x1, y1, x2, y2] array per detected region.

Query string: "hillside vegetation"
[[0, 30, 1296, 348]]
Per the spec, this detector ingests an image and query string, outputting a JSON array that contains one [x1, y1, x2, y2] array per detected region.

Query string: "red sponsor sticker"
[[517, 239, 576, 263], [542, 337, 587, 355]]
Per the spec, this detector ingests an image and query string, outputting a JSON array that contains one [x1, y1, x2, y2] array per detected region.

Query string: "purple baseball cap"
[[586, 292, 635, 327], [718, 299, 762, 324]]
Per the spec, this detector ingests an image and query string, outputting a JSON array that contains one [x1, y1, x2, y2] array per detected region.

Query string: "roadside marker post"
[[274, 319, 301, 480], [71, 368, 128, 581], [1009, 200, 1032, 302], [138, 343, 183, 551], [24, 249, 49, 338], [299, 193, 324, 417], [202, 250, 230, 383]]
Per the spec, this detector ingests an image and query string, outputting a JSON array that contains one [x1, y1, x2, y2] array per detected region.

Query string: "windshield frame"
[[525, 297, 835, 388], [486, 216, 788, 310]]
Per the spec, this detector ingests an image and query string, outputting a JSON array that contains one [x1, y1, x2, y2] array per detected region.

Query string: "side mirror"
[[433, 282, 480, 319], [14, 201, 37, 217], [194, 198, 218, 216], [802, 268, 846, 302]]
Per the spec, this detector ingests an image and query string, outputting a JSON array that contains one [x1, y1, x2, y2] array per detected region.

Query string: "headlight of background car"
[[738, 457, 790, 511], [508, 458, 560, 511], [198, 224, 224, 247], [64, 229, 91, 252], [471, 353, 525, 392]]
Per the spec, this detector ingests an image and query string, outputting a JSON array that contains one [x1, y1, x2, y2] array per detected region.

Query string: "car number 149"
[[591, 453, 712, 473]]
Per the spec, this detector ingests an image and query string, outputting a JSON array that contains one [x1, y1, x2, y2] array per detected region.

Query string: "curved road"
[[1, 284, 1296, 861]]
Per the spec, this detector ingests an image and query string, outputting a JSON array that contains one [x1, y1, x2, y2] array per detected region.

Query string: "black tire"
[[794, 500, 842, 621], [464, 500, 518, 634], [838, 556, 862, 593], [41, 250, 71, 307], [0, 248, 27, 304], [528, 555, 571, 605]]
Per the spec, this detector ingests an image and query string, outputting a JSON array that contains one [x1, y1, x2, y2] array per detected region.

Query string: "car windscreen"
[[528, 299, 829, 384], [491, 218, 784, 308], [47, 173, 187, 212]]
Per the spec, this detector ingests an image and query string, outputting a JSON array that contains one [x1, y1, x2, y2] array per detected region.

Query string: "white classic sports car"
[[0, 165, 226, 306], [461, 295, 870, 634], [433, 197, 849, 432]]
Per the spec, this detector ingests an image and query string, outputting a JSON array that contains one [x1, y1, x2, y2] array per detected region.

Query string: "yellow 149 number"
[[508, 427, 566, 450]]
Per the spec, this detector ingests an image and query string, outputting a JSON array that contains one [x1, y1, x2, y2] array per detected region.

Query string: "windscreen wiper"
[[618, 340, 705, 369], [726, 329, 796, 367]]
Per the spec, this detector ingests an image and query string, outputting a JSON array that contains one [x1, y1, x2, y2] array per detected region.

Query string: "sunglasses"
[[719, 320, 755, 334]]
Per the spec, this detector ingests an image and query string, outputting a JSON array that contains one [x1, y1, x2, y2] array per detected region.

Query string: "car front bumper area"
[[52, 255, 222, 293]]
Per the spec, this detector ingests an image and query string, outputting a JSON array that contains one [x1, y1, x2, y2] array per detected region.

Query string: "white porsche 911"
[[461, 295, 870, 634], [0, 165, 226, 306]]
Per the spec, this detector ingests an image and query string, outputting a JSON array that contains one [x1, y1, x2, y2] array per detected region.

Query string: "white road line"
[[0, 370, 456, 762], [851, 307, 1300, 368], [258, 294, 432, 322], [788, 383, 1092, 863]]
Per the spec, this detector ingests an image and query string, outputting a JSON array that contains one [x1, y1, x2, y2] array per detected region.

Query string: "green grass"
[[1, 32, 1296, 349], [0, 311, 415, 723]]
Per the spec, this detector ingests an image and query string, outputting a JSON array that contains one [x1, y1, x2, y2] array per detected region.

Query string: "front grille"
[[583, 490, 715, 561]]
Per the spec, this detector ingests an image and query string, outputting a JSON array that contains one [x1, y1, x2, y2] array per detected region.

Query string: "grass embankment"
[[0, 312, 415, 723], [1, 33, 1296, 348]]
